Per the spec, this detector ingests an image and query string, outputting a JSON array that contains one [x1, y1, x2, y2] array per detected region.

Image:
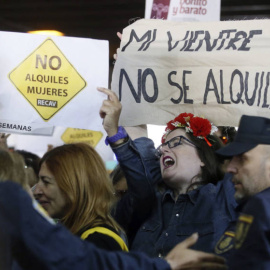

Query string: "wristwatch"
[[105, 126, 128, 145]]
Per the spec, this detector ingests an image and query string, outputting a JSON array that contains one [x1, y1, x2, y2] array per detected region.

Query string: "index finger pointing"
[[97, 87, 118, 101]]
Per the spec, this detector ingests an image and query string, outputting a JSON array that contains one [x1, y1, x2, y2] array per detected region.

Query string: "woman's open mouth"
[[163, 156, 175, 168]]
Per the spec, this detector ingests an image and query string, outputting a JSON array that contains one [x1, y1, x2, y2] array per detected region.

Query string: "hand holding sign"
[[98, 87, 148, 141], [113, 32, 122, 61], [98, 87, 122, 137]]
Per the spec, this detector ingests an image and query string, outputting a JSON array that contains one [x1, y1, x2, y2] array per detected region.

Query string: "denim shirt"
[[113, 136, 238, 258]]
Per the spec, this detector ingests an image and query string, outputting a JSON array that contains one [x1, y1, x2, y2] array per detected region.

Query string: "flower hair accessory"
[[161, 113, 218, 146]]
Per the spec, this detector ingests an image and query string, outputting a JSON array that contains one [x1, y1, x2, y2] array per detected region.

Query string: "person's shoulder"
[[0, 180, 21, 190], [83, 225, 124, 251], [254, 187, 270, 200], [247, 187, 270, 208], [195, 174, 237, 212], [0, 181, 30, 202], [199, 173, 233, 192], [242, 188, 270, 220]]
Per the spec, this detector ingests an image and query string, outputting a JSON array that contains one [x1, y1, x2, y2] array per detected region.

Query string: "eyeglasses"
[[155, 136, 196, 158]]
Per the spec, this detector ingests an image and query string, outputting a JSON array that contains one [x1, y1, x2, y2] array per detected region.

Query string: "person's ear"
[[265, 156, 270, 182], [264, 146, 270, 182], [200, 161, 205, 167]]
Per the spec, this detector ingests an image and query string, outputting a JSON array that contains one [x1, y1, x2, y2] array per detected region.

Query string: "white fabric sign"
[[111, 19, 270, 127], [145, 0, 220, 22], [0, 31, 108, 133]]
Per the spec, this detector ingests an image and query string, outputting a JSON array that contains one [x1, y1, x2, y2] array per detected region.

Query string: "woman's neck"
[[173, 187, 188, 201], [173, 181, 202, 201]]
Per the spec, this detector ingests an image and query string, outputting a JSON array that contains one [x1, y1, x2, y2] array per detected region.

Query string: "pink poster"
[[150, 0, 171, 19], [145, 0, 221, 22]]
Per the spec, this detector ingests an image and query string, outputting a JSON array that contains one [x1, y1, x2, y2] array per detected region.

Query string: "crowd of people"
[[0, 24, 270, 270], [1, 92, 270, 269], [0, 136, 226, 270]]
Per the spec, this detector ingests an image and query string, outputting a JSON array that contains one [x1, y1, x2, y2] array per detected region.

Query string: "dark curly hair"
[[186, 132, 224, 187]]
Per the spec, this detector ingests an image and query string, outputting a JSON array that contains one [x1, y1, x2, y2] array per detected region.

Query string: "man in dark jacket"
[[216, 115, 270, 269]]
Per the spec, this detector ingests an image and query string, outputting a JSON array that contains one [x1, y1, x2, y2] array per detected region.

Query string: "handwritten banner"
[[111, 19, 270, 127]]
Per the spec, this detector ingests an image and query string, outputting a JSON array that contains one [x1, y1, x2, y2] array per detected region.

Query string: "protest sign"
[[0, 31, 108, 134], [0, 119, 54, 136], [9, 126, 114, 162], [111, 19, 270, 127], [61, 128, 103, 147], [145, 0, 220, 22]]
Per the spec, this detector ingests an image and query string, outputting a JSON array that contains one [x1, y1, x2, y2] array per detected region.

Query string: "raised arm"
[[98, 87, 160, 236], [98, 87, 160, 188]]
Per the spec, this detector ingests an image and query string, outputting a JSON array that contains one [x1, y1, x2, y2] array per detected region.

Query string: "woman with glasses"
[[98, 87, 237, 259]]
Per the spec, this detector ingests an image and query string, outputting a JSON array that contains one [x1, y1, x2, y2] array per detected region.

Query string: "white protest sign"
[[111, 19, 270, 127], [9, 125, 114, 162], [0, 119, 54, 136], [145, 0, 220, 22], [0, 31, 108, 133]]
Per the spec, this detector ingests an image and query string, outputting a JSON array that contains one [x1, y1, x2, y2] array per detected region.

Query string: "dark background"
[[1, 0, 269, 78]]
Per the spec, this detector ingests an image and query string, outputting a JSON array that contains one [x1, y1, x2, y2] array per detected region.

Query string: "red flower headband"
[[161, 113, 218, 146]]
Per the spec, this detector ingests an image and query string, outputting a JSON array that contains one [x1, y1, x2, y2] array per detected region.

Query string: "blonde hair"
[[0, 150, 28, 188], [40, 143, 121, 235]]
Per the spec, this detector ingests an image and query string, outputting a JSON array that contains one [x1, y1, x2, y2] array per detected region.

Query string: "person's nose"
[[160, 144, 170, 155], [226, 157, 238, 174], [33, 181, 43, 198]]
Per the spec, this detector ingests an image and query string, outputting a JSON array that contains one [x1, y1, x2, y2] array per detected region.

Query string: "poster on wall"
[[145, 0, 221, 22]]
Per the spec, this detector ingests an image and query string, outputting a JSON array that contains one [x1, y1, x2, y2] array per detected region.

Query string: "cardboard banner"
[[0, 31, 108, 133], [111, 19, 270, 127], [145, 0, 220, 22]]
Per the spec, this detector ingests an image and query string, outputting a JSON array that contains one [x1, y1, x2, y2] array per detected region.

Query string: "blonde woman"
[[0, 149, 33, 195], [34, 143, 128, 251]]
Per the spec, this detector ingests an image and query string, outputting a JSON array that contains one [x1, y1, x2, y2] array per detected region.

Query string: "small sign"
[[61, 128, 103, 147], [0, 119, 54, 136], [9, 38, 86, 121], [145, 0, 221, 22]]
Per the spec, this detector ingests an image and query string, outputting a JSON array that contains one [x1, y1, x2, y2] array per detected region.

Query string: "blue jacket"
[[113, 137, 238, 258], [0, 181, 170, 270], [228, 187, 270, 270]]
